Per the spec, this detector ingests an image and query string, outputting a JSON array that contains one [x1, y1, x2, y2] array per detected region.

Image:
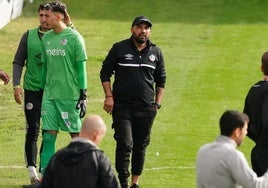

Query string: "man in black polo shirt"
[[243, 51, 268, 176]]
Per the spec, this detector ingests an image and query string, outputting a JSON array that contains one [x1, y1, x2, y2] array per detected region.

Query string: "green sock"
[[40, 132, 57, 175]]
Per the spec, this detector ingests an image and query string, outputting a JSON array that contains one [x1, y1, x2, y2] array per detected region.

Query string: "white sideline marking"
[[0, 165, 25, 169], [0, 165, 195, 170], [144, 166, 195, 171]]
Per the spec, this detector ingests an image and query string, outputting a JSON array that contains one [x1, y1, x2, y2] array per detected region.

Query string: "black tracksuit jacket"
[[41, 140, 120, 188], [100, 36, 166, 108]]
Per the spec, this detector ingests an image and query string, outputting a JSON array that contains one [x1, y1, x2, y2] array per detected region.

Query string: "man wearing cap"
[[100, 16, 166, 188], [243, 51, 268, 176]]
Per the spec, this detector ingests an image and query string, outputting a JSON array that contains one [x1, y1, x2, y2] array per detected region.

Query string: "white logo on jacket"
[[149, 54, 156, 62], [125, 54, 133, 60]]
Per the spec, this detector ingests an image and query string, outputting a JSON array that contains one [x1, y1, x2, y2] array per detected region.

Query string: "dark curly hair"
[[43, 1, 67, 16]]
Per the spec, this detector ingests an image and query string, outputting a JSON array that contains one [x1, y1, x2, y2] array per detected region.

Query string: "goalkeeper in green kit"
[[40, 1, 88, 176]]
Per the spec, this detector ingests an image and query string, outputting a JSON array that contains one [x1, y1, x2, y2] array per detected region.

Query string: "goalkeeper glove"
[[76, 89, 87, 118]]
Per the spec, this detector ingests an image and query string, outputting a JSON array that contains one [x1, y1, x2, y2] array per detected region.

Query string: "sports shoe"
[[30, 176, 40, 185], [130, 183, 140, 188], [22, 183, 41, 188], [22, 177, 41, 188]]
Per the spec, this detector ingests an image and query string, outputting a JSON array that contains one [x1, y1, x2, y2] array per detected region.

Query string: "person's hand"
[[0, 70, 10, 85], [103, 96, 114, 114], [14, 87, 23, 104], [76, 89, 87, 118]]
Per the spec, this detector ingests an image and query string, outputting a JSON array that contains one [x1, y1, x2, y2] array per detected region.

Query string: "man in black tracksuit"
[[100, 16, 166, 188], [41, 115, 120, 188], [243, 51, 268, 176]]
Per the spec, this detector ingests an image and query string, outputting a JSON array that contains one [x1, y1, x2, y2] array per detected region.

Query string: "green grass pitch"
[[0, 0, 266, 187]]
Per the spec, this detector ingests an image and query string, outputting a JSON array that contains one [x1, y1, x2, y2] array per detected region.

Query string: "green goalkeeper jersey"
[[41, 27, 87, 100]]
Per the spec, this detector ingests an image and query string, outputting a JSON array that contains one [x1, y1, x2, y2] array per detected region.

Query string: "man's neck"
[[53, 22, 67, 33], [263, 75, 268, 81], [134, 42, 147, 51]]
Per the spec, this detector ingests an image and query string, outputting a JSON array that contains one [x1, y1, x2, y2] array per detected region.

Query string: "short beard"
[[134, 36, 147, 44]]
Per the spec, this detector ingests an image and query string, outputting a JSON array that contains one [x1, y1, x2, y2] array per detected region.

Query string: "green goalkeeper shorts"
[[41, 99, 82, 133]]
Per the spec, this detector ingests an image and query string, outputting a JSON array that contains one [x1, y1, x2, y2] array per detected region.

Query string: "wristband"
[[105, 95, 113, 98], [13, 85, 21, 89], [155, 103, 161, 109]]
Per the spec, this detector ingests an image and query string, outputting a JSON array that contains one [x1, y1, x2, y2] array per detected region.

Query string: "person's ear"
[[233, 127, 241, 138], [54, 13, 59, 21], [55, 12, 63, 21], [261, 65, 264, 73], [92, 132, 98, 142]]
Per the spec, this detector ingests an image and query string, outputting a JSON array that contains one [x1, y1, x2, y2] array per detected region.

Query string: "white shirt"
[[196, 135, 268, 188]]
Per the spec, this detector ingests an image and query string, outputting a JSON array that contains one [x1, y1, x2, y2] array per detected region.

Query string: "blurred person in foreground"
[[12, 3, 74, 185], [196, 110, 268, 188], [40, 0, 87, 177], [100, 15, 166, 188], [243, 51, 268, 176], [0, 69, 10, 84], [41, 115, 120, 188]]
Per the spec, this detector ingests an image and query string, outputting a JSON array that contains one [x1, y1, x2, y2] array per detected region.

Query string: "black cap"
[[131, 16, 152, 27]]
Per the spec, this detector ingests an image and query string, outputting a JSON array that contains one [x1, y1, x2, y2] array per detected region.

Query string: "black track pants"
[[112, 103, 157, 185], [24, 90, 43, 167]]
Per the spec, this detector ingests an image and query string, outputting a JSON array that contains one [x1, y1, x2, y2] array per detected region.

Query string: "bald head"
[[80, 115, 107, 145]]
